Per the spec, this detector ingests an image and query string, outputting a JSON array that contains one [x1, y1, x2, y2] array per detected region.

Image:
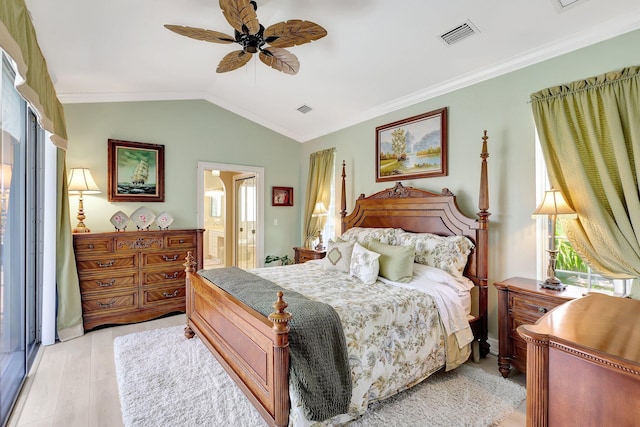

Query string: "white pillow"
[[412, 263, 474, 294], [349, 243, 381, 285], [322, 239, 355, 273]]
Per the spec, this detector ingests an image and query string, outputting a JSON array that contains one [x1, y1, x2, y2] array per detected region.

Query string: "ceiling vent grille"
[[297, 104, 312, 114], [440, 20, 479, 45], [555, 0, 582, 8]]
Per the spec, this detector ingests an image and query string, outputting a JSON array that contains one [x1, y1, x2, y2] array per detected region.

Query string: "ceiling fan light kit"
[[165, 0, 327, 75]]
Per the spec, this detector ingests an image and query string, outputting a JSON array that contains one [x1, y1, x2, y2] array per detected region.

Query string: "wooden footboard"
[[183, 253, 291, 427]]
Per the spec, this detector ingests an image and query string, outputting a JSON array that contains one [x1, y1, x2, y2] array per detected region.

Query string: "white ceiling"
[[25, 0, 640, 142]]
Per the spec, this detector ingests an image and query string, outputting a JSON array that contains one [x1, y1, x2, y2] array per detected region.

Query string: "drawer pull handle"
[[97, 279, 116, 287], [179, 239, 185, 243], [538, 307, 548, 314], [163, 290, 180, 298], [162, 255, 179, 262], [163, 272, 180, 279], [96, 260, 115, 268], [88, 244, 94, 249], [96, 300, 116, 309]]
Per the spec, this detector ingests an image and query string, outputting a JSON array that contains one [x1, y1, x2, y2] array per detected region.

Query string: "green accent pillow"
[[368, 239, 415, 283]]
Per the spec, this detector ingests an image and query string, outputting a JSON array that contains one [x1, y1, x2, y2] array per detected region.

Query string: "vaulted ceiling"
[[25, 0, 640, 142]]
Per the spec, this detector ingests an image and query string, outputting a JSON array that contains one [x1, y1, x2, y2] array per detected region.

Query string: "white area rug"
[[114, 325, 525, 427]]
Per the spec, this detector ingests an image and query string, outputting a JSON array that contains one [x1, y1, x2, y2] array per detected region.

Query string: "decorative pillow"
[[367, 239, 415, 283], [322, 239, 355, 273], [349, 243, 381, 285], [395, 230, 474, 283], [340, 227, 400, 246]]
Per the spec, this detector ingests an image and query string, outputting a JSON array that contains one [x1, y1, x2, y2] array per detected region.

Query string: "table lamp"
[[311, 201, 329, 251], [532, 188, 577, 290], [68, 168, 101, 233]]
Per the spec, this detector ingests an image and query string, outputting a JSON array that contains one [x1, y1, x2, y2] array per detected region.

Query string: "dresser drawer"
[[81, 290, 138, 314], [79, 272, 138, 293], [115, 235, 164, 251], [141, 250, 190, 268], [73, 237, 113, 254], [142, 284, 185, 306], [166, 233, 198, 249], [76, 254, 138, 273], [142, 269, 186, 285], [510, 292, 562, 319]]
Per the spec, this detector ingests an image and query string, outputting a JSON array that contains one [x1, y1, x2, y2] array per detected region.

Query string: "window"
[[0, 53, 45, 426], [535, 132, 629, 296]]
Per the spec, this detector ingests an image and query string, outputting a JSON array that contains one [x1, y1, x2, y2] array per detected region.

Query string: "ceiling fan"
[[165, 0, 327, 75]]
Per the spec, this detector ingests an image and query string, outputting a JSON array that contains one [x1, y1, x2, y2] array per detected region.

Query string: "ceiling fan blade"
[[219, 0, 260, 35], [264, 20, 327, 48], [164, 25, 235, 44], [217, 50, 253, 73], [259, 47, 300, 75]]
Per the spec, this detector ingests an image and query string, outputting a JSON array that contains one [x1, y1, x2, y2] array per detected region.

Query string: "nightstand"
[[494, 277, 584, 378], [293, 247, 326, 264]]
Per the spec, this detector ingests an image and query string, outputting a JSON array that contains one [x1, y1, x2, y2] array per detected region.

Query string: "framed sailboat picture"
[[107, 139, 165, 202]]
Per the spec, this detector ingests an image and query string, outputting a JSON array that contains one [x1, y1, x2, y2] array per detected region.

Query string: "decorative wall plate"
[[156, 211, 174, 230], [110, 210, 130, 231], [131, 206, 155, 230]]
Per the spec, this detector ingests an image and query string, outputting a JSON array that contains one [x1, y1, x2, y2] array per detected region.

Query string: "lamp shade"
[[311, 201, 329, 217], [68, 168, 101, 194], [532, 188, 576, 217]]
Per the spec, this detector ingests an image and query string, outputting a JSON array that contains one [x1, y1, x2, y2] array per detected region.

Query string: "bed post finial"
[[268, 291, 292, 334], [478, 130, 490, 224], [340, 160, 347, 234], [184, 251, 196, 273]]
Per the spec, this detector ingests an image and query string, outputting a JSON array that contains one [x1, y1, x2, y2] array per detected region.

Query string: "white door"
[[196, 162, 264, 269], [235, 174, 257, 269]]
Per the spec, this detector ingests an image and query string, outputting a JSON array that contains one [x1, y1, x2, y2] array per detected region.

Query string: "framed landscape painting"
[[108, 139, 165, 202], [375, 107, 448, 182]]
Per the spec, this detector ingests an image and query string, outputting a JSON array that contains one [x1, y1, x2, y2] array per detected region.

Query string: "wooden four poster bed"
[[183, 131, 490, 426]]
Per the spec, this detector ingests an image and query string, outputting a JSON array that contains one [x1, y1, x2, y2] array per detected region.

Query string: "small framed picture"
[[272, 186, 293, 206]]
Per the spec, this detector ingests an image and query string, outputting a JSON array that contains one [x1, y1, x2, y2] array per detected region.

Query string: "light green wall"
[[64, 99, 302, 259], [300, 29, 640, 341], [64, 29, 640, 344]]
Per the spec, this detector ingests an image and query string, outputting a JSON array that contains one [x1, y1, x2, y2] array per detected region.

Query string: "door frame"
[[196, 161, 265, 268]]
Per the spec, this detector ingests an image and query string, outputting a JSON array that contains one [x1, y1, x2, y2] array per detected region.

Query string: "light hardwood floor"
[[7, 314, 526, 427]]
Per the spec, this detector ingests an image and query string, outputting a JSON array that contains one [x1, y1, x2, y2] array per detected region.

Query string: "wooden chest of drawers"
[[293, 247, 326, 264], [494, 277, 583, 377], [73, 229, 203, 330]]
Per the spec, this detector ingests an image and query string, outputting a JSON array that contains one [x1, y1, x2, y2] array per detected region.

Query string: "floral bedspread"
[[251, 261, 469, 426]]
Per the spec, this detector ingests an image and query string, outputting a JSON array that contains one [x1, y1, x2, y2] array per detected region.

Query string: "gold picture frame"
[[375, 107, 448, 182], [108, 139, 165, 202]]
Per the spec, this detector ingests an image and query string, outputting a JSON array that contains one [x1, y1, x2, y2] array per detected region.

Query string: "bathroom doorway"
[[197, 162, 264, 269]]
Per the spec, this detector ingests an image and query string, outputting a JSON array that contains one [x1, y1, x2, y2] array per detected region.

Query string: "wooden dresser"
[[494, 277, 584, 377], [73, 229, 203, 331], [518, 293, 640, 427], [293, 246, 326, 264]]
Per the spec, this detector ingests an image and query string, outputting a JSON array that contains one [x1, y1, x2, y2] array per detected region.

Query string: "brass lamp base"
[[315, 230, 325, 251], [73, 222, 91, 233]]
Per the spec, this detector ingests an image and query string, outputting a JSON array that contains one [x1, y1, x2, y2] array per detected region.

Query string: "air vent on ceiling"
[[440, 19, 479, 45], [556, 0, 582, 8], [297, 104, 312, 114]]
